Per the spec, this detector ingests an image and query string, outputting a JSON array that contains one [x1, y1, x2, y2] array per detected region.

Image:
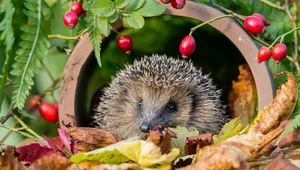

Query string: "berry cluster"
[[244, 13, 269, 34], [160, 0, 186, 9], [63, 2, 84, 29], [28, 95, 59, 123], [258, 43, 287, 63]]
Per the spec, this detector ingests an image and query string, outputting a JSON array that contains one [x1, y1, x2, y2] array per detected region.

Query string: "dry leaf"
[[0, 146, 27, 170], [279, 127, 300, 148], [146, 126, 164, 145], [264, 152, 299, 170], [250, 72, 298, 135], [67, 127, 117, 152], [184, 134, 213, 155], [228, 64, 257, 127], [29, 153, 72, 170]]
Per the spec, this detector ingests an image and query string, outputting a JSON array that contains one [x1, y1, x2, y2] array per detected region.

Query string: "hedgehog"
[[91, 54, 228, 139]]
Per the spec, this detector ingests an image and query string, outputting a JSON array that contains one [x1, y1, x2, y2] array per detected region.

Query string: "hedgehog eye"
[[138, 99, 142, 108], [166, 103, 177, 113]]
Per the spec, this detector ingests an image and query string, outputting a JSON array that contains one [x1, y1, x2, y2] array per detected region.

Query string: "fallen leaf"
[[0, 146, 27, 170], [213, 117, 243, 144], [69, 163, 171, 170], [184, 133, 213, 155], [119, 140, 180, 167], [15, 142, 54, 163], [29, 153, 72, 170], [58, 128, 76, 154], [170, 126, 199, 157], [44, 136, 65, 155], [228, 64, 257, 127], [250, 72, 298, 135], [67, 127, 117, 153], [278, 127, 300, 148], [71, 137, 138, 164], [146, 126, 164, 145], [264, 152, 299, 170]]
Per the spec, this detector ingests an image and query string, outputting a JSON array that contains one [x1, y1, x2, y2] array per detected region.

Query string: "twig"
[[41, 62, 55, 83], [209, 0, 245, 20], [48, 28, 88, 40], [258, 0, 285, 11], [0, 116, 25, 143], [0, 122, 38, 141], [0, 109, 13, 124], [12, 114, 43, 140]]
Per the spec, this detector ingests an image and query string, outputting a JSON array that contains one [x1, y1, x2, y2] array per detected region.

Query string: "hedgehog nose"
[[140, 122, 153, 133]]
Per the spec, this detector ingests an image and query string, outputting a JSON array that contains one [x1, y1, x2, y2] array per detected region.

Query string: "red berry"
[[252, 13, 269, 26], [171, 0, 186, 9], [257, 46, 271, 63], [39, 102, 59, 123], [244, 16, 265, 34], [179, 35, 196, 58], [117, 35, 133, 54], [160, 0, 171, 4], [271, 43, 287, 63], [63, 11, 78, 29], [28, 95, 41, 110], [71, 2, 83, 16]]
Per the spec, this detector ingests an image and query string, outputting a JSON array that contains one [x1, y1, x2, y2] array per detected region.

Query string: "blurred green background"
[[0, 0, 299, 145]]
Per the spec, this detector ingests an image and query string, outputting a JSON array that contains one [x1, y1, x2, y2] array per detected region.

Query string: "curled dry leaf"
[[250, 72, 298, 135], [184, 133, 213, 155], [264, 152, 299, 170], [29, 153, 72, 170], [0, 146, 27, 170], [228, 64, 257, 127], [278, 127, 300, 148], [67, 127, 117, 153]]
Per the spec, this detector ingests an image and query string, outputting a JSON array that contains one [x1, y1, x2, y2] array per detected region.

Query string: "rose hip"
[[63, 11, 78, 29], [257, 46, 271, 63], [117, 35, 133, 54], [179, 35, 196, 58], [244, 16, 265, 34], [171, 0, 186, 9], [39, 102, 59, 123], [272, 43, 287, 63], [71, 2, 83, 16]]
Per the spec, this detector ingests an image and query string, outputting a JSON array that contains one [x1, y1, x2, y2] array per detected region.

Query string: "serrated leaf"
[[71, 137, 139, 164], [127, 0, 145, 11], [124, 11, 144, 29], [136, 0, 166, 17], [170, 126, 199, 157], [88, 16, 102, 67], [115, 0, 131, 9], [97, 17, 110, 37], [213, 117, 243, 144], [10, 0, 50, 109], [90, 0, 115, 17]]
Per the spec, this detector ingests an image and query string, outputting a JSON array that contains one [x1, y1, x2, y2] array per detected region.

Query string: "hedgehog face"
[[92, 55, 227, 139]]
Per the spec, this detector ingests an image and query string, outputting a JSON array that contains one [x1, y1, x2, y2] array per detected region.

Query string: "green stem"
[[13, 114, 43, 140], [258, 0, 285, 11], [0, 123, 38, 141], [269, 27, 300, 48], [189, 14, 233, 35], [209, 0, 245, 20], [48, 28, 88, 40]]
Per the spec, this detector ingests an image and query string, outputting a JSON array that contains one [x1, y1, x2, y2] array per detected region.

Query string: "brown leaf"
[[146, 126, 175, 154], [279, 128, 300, 148], [29, 153, 72, 170], [228, 64, 257, 127], [184, 134, 213, 155], [0, 146, 27, 170], [264, 152, 299, 170], [250, 72, 298, 135], [67, 127, 117, 153]]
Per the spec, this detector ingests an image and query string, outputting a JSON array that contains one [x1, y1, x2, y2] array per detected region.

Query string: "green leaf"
[[124, 11, 144, 29], [97, 17, 110, 37], [136, 0, 166, 17], [90, 0, 115, 17], [109, 11, 119, 23], [170, 126, 199, 157], [213, 117, 243, 144], [71, 137, 139, 164], [115, 0, 131, 9], [10, 0, 50, 109], [127, 0, 145, 11], [88, 16, 102, 67]]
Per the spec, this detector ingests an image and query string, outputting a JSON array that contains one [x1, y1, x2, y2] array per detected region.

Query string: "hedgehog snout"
[[140, 122, 153, 133]]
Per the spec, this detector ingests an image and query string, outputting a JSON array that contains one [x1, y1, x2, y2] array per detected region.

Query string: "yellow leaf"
[[213, 117, 243, 144], [119, 140, 180, 167]]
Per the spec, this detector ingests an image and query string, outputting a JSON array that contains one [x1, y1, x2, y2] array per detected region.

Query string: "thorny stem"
[[209, 0, 245, 20], [48, 28, 88, 40], [189, 14, 233, 35], [12, 114, 43, 140], [269, 27, 300, 48]]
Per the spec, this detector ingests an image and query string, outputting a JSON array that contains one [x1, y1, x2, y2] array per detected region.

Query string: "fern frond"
[[0, 0, 15, 112], [10, 0, 50, 109], [88, 16, 102, 67]]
